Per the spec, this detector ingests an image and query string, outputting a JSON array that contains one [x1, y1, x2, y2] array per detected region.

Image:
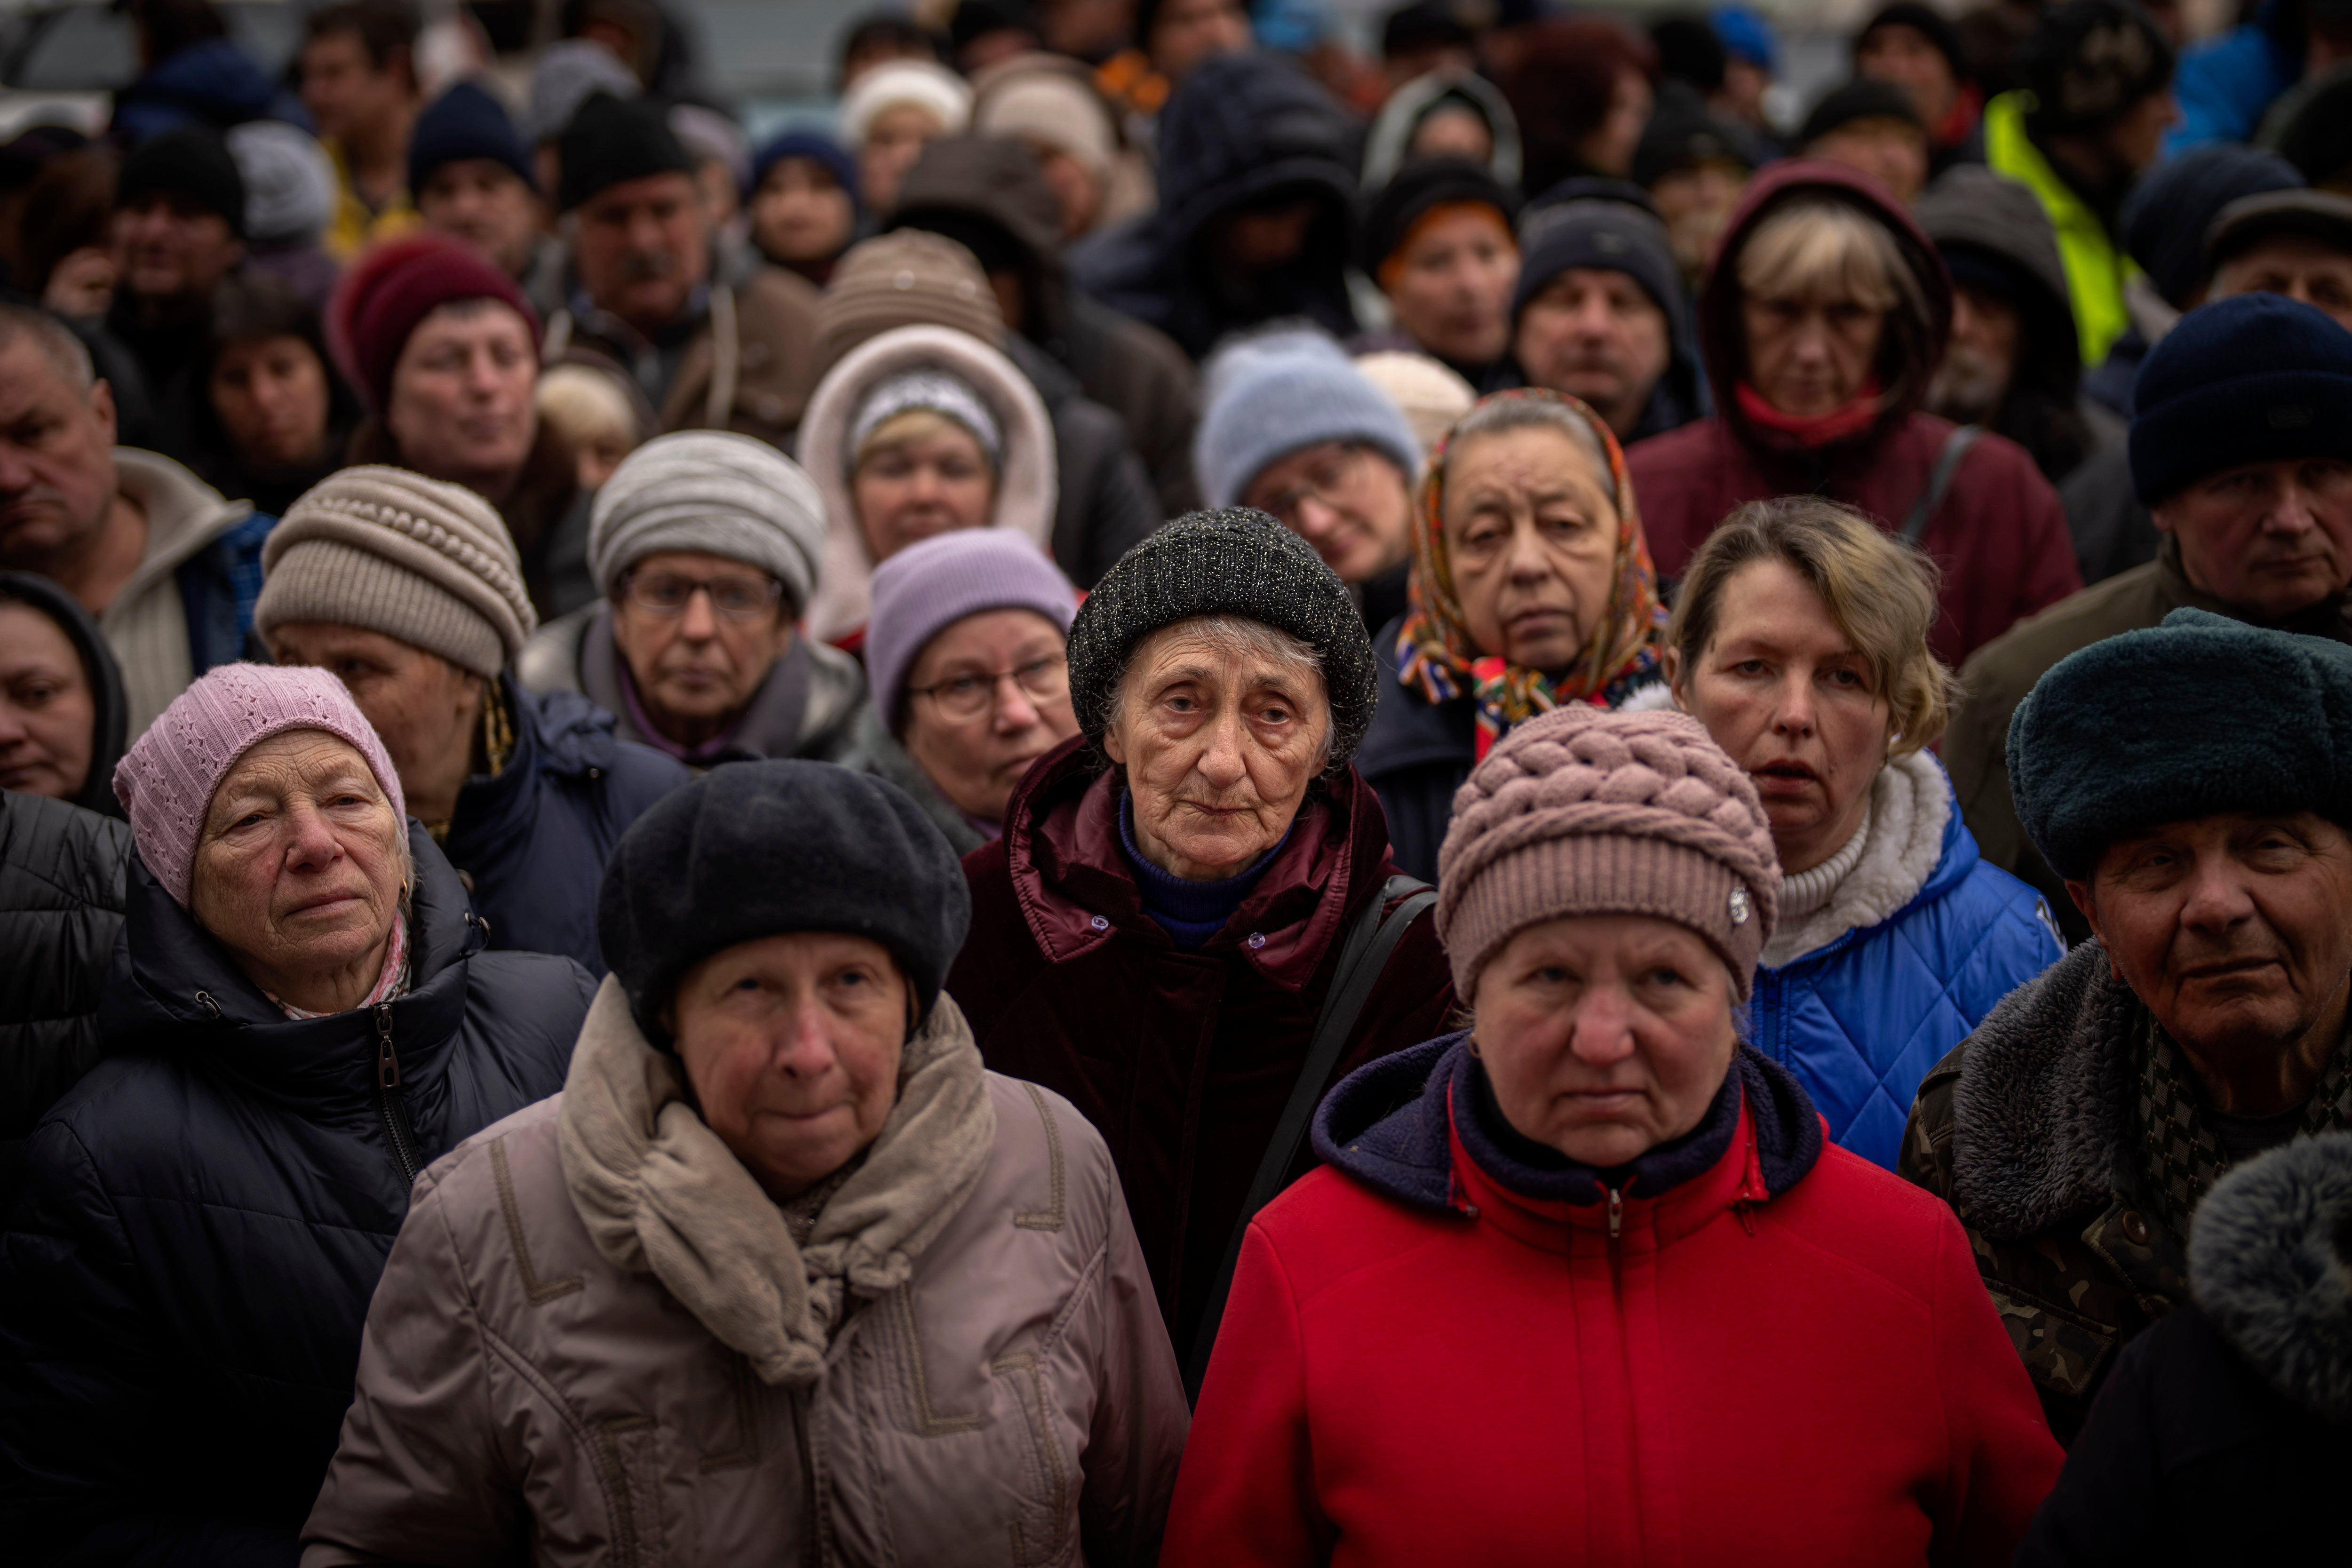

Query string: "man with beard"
[[543, 94, 821, 451], [1502, 196, 1706, 443], [104, 127, 249, 466]]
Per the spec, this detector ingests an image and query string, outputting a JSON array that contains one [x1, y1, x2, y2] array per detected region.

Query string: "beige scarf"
[[556, 976, 999, 1387]]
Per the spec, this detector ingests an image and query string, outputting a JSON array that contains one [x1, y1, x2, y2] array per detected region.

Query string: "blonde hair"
[[535, 364, 641, 454], [1667, 497, 1957, 758], [1735, 197, 1908, 312]]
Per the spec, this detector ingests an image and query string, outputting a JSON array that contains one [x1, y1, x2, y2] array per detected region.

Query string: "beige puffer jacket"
[[302, 980, 1187, 1568]]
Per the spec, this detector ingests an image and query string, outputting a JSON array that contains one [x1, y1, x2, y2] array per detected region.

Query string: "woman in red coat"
[[1165, 702, 2061, 1567]]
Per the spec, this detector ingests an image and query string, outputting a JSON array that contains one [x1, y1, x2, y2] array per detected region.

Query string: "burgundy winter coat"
[[948, 738, 1456, 1353], [1627, 161, 2082, 667]]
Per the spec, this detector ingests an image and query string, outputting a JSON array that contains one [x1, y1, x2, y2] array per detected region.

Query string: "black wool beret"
[[597, 760, 972, 1045], [2009, 608, 2352, 880]]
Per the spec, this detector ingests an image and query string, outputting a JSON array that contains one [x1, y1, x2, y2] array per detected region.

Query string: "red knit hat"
[[326, 233, 542, 415]]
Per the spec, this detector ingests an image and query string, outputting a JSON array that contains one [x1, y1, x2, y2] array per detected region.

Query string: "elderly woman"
[[839, 58, 971, 217], [303, 760, 1189, 1567], [1652, 498, 2061, 1169], [1627, 161, 2079, 666], [865, 528, 1081, 852], [1357, 387, 1668, 883], [1165, 704, 2063, 1564], [798, 322, 1059, 646], [0, 572, 128, 813], [0, 664, 590, 1567], [948, 509, 1458, 1372]]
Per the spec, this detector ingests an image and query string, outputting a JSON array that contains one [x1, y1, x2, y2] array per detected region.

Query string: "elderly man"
[[106, 126, 249, 465], [0, 305, 267, 737], [544, 94, 821, 450], [1950, 294, 2352, 942], [1504, 197, 1706, 444], [257, 466, 685, 975], [1904, 607, 2352, 1445]]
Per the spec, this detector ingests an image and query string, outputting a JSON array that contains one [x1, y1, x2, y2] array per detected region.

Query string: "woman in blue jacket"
[[1649, 496, 2062, 1169]]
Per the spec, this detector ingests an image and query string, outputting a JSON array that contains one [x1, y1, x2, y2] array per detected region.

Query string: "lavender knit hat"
[[1436, 705, 1780, 1001], [114, 663, 406, 908], [866, 530, 1077, 732]]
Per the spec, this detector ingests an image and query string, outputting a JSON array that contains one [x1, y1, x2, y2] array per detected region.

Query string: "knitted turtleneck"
[[1116, 794, 1291, 949], [1774, 802, 1873, 926]]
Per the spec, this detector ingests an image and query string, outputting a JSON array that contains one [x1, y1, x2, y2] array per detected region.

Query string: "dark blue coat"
[[1354, 653, 1474, 886], [0, 823, 591, 1568], [1747, 788, 2062, 1171], [440, 680, 689, 976]]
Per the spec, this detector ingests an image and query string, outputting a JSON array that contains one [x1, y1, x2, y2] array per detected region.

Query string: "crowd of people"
[[2, 0, 2351, 1562]]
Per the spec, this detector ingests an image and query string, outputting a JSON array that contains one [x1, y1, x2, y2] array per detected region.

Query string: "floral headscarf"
[[1396, 387, 1666, 761]]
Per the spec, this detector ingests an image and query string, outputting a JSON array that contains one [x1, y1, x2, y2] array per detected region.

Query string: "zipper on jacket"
[[374, 1004, 422, 1185], [1605, 1184, 1623, 1240]]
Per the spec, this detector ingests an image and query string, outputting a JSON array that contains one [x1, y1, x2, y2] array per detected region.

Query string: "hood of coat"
[[0, 570, 130, 818], [2189, 1130, 2352, 1423], [1913, 164, 2081, 398], [1359, 69, 1524, 191], [108, 449, 255, 607], [795, 324, 1060, 643], [1311, 1032, 1822, 1215], [1154, 53, 1359, 256], [997, 733, 1398, 989], [890, 135, 1074, 342], [101, 818, 486, 1103], [1698, 159, 1954, 455]]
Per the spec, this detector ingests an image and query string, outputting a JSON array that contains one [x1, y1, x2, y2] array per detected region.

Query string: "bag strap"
[[1898, 424, 1982, 545], [1183, 872, 1438, 1399]]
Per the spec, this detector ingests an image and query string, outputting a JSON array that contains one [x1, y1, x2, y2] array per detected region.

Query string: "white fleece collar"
[[1760, 748, 1949, 968]]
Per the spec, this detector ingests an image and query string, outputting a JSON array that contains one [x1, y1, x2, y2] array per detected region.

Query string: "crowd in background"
[[2, 0, 2352, 1563]]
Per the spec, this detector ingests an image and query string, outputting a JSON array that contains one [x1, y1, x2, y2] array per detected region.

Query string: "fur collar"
[[2190, 1132, 2352, 1422], [1763, 749, 1951, 967], [1951, 939, 2142, 1240]]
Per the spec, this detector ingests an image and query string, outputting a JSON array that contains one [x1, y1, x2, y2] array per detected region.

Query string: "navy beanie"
[[409, 81, 538, 197], [749, 130, 859, 207], [557, 92, 698, 214], [2010, 608, 2352, 880], [2118, 144, 2302, 309], [1512, 199, 1683, 326], [2128, 293, 2352, 505], [597, 760, 971, 1045], [117, 126, 246, 239]]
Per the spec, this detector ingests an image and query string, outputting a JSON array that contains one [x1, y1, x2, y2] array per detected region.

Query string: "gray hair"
[[1101, 613, 1335, 773], [0, 304, 96, 392], [1442, 394, 1613, 507]]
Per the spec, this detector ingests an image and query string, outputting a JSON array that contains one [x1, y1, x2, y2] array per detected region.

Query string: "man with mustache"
[[1503, 195, 1705, 443], [543, 94, 821, 453], [1903, 604, 2352, 1446]]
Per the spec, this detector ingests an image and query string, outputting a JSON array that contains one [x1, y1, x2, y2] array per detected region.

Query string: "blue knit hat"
[[409, 80, 537, 197], [1193, 329, 1422, 511], [2129, 293, 2352, 505], [2010, 608, 2352, 879], [749, 129, 859, 209]]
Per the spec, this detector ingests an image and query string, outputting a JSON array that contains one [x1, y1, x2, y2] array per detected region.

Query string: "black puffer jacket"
[[0, 822, 592, 1568], [0, 793, 128, 1211]]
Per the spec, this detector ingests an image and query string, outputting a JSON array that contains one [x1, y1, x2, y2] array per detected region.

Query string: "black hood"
[[1154, 54, 1360, 254], [0, 571, 129, 817], [1915, 164, 2078, 391]]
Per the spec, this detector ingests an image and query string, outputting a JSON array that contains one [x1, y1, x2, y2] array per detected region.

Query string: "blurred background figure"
[[109, 0, 307, 146], [0, 573, 128, 816], [1633, 81, 1757, 289], [108, 126, 250, 467], [1797, 78, 1931, 207], [2167, 0, 2352, 154], [1854, 2, 1985, 177], [1709, 3, 1782, 140], [838, 58, 971, 217], [1506, 197, 1704, 445], [1378, 0, 1477, 93], [970, 52, 1153, 241], [299, 0, 426, 259], [746, 130, 859, 285], [1354, 157, 1521, 388], [1358, 66, 1523, 191], [1353, 347, 1475, 455], [1498, 16, 1656, 196], [194, 272, 360, 518], [535, 360, 648, 491], [837, 9, 944, 92], [16, 148, 124, 327], [409, 80, 552, 293], [225, 121, 340, 312]]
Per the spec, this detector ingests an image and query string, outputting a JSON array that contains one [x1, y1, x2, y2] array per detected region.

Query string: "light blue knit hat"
[[1193, 328, 1423, 510]]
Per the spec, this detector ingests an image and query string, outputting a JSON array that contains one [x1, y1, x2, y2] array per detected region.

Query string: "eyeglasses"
[[1251, 444, 1382, 527], [906, 655, 1070, 721], [622, 570, 785, 622]]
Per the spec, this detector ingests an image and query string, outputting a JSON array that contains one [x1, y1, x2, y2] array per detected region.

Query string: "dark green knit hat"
[[1067, 508, 1379, 778], [2009, 607, 2352, 879]]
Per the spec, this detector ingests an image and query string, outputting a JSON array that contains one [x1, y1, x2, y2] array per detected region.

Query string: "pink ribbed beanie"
[[113, 663, 406, 907], [1436, 704, 1781, 1001]]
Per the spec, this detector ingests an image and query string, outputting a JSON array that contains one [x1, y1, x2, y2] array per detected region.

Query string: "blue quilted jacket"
[[1747, 782, 2063, 1171]]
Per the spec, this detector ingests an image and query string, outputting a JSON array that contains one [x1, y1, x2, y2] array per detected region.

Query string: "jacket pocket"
[[587, 1413, 664, 1568], [990, 1350, 1076, 1568]]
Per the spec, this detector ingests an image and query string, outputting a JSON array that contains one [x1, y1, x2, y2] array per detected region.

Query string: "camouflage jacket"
[[1899, 940, 2188, 1446]]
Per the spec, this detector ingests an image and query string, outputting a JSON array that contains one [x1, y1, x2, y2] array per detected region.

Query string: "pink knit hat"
[[1436, 704, 1781, 1001], [113, 663, 406, 907]]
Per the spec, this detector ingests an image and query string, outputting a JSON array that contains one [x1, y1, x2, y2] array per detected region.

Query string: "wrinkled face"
[[574, 172, 710, 334], [2075, 813, 2352, 1066], [852, 422, 998, 562], [858, 103, 947, 216], [1409, 105, 1494, 167], [1243, 440, 1414, 586], [1650, 161, 1748, 282], [2209, 235, 2352, 330], [1855, 23, 1959, 128], [266, 622, 483, 811], [1104, 619, 1331, 883], [2154, 458, 2352, 621], [1473, 914, 1741, 1169], [1022, 140, 1104, 242], [299, 30, 408, 142], [1442, 424, 1620, 674], [1807, 119, 1930, 207], [418, 159, 544, 278], [0, 340, 119, 574], [0, 601, 94, 799], [385, 301, 539, 491], [750, 157, 856, 264], [609, 549, 793, 731], [900, 608, 1076, 824], [1149, 0, 1251, 81], [1670, 560, 1891, 876], [1512, 269, 1672, 438], [110, 195, 242, 303], [671, 932, 908, 1201], [1386, 206, 1519, 368], [1741, 290, 1884, 417], [1925, 282, 2020, 426], [190, 729, 406, 991], [1581, 69, 1654, 179], [209, 334, 333, 472]]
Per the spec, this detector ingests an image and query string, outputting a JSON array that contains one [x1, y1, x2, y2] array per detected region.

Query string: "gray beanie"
[[526, 38, 639, 145], [225, 121, 335, 246], [1067, 508, 1379, 778], [257, 466, 538, 678], [589, 431, 828, 611], [1194, 328, 1422, 510]]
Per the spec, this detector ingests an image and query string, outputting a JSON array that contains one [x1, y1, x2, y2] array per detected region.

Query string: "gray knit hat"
[[588, 430, 828, 611], [1195, 328, 1423, 510], [256, 466, 537, 678], [812, 231, 1003, 376], [1067, 508, 1379, 777]]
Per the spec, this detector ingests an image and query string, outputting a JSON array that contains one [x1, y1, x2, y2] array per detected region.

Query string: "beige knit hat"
[[256, 466, 538, 679], [811, 231, 1004, 378], [1436, 704, 1781, 1002]]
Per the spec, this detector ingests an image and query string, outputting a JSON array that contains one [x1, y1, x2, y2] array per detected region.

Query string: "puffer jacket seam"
[[1012, 1081, 1068, 1233], [1039, 1241, 1110, 1360], [990, 1348, 1073, 1564], [476, 1319, 637, 1561]]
